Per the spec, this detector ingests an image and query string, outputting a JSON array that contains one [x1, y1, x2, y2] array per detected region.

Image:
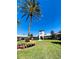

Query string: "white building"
[[39, 30, 45, 40]]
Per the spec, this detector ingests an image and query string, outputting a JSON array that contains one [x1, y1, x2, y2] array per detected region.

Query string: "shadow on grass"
[[51, 41, 61, 45]]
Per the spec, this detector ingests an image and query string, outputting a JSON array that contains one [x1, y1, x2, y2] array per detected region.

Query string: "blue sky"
[[17, 0, 61, 36]]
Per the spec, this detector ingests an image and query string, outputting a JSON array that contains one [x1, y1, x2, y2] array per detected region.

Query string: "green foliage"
[[28, 33, 33, 37], [50, 30, 55, 39], [17, 40, 35, 49], [51, 30, 54, 35]]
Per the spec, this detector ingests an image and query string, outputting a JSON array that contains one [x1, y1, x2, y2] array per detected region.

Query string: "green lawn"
[[17, 40, 61, 59]]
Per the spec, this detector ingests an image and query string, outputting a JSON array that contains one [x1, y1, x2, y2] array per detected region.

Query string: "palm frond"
[[17, 20, 20, 24], [21, 13, 26, 19], [25, 14, 29, 22], [17, 0, 41, 36]]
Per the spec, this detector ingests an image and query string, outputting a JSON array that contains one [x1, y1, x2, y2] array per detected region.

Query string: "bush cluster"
[[17, 40, 35, 49]]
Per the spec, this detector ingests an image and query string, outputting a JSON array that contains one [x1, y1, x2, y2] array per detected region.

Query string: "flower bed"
[[17, 40, 35, 49]]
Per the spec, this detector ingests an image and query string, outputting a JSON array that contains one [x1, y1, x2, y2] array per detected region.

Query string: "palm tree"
[[17, 0, 41, 37]]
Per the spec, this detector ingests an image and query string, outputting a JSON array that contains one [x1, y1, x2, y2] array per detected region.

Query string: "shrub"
[[17, 43, 25, 49], [26, 41, 35, 47], [25, 38, 30, 42], [17, 40, 35, 49]]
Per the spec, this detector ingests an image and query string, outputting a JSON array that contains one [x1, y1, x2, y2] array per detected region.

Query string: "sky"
[[17, 0, 61, 36]]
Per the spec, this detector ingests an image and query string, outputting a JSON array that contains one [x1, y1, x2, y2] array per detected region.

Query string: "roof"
[[17, 35, 27, 37]]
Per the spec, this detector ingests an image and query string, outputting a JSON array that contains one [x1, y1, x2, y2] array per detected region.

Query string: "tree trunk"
[[25, 15, 32, 42], [28, 15, 32, 37]]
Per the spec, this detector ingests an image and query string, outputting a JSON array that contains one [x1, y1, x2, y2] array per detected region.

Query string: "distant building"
[[55, 33, 61, 40], [44, 34, 51, 39], [17, 35, 27, 41], [17, 35, 38, 40], [39, 30, 45, 40]]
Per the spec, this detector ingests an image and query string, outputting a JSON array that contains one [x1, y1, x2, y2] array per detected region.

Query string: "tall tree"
[[50, 30, 55, 39], [51, 30, 54, 35], [17, 0, 41, 37]]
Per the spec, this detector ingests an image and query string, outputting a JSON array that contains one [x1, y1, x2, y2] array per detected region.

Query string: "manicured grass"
[[17, 40, 61, 59]]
